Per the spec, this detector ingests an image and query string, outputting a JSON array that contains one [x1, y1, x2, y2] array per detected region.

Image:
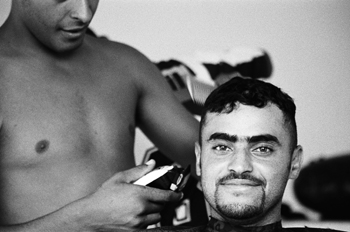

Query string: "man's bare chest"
[[0, 64, 138, 167]]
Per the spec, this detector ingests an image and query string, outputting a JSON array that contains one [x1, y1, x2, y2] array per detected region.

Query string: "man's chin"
[[49, 37, 85, 54], [215, 190, 265, 222], [217, 202, 263, 220], [59, 42, 83, 53]]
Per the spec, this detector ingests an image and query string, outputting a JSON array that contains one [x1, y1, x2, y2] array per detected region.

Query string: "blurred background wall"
[[1, 0, 349, 221]]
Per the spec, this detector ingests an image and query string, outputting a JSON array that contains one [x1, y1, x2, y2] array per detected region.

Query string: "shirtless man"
[[0, 0, 198, 231]]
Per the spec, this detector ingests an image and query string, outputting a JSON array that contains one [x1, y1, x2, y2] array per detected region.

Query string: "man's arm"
[[0, 161, 182, 232], [127, 48, 199, 177]]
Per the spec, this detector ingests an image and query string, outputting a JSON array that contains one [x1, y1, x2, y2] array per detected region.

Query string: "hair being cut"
[[199, 77, 297, 149]]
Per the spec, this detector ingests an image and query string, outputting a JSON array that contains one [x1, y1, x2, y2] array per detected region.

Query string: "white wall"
[[92, 0, 350, 167], [1, 0, 350, 219]]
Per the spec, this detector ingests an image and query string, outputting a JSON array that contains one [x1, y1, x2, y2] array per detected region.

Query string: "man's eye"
[[253, 146, 273, 154], [213, 145, 231, 152]]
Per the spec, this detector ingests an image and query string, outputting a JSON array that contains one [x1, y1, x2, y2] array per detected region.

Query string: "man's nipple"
[[35, 140, 50, 154]]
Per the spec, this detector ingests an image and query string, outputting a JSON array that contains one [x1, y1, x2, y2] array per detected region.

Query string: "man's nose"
[[227, 149, 253, 174], [70, 0, 93, 24]]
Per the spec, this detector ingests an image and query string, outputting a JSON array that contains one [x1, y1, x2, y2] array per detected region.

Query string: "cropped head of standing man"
[[10, 0, 99, 53]]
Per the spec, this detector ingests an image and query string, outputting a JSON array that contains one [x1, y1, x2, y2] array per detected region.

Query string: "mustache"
[[218, 172, 265, 186]]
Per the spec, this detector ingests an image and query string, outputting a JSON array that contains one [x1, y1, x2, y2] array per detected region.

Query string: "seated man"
[[141, 77, 344, 232]]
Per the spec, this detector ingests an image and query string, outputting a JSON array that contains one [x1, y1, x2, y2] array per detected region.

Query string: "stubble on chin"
[[214, 188, 265, 220]]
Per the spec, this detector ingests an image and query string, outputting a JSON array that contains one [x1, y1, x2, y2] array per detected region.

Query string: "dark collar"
[[205, 217, 283, 232]]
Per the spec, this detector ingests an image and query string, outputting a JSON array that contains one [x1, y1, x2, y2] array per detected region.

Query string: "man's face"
[[195, 103, 302, 226], [19, 0, 99, 53]]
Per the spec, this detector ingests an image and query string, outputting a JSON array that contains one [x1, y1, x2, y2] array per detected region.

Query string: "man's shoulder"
[[86, 35, 146, 61], [86, 35, 157, 78]]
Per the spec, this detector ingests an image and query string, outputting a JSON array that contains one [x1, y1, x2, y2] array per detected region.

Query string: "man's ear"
[[289, 145, 303, 180], [195, 142, 202, 177]]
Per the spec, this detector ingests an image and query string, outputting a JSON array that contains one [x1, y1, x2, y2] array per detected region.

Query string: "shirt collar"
[[204, 217, 283, 232]]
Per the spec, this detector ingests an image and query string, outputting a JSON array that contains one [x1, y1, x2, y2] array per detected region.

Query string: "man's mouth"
[[63, 29, 83, 34], [61, 26, 87, 37], [220, 179, 261, 186], [218, 172, 265, 187]]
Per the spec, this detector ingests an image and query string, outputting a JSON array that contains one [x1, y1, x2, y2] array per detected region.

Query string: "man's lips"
[[60, 27, 87, 40], [62, 27, 85, 33], [220, 179, 261, 186]]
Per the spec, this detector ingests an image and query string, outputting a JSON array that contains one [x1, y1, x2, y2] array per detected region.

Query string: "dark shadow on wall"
[[294, 154, 350, 221]]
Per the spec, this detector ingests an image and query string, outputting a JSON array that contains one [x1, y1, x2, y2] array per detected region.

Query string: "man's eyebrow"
[[208, 133, 237, 143], [248, 134, 281, 145], [207, 133, 280, 145]]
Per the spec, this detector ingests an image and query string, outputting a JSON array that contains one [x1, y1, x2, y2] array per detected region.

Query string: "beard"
[[213, 172, 266, 220], [215, 190, 265, 220]]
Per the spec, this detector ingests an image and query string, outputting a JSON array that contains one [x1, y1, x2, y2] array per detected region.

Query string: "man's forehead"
[[202, 104, 286, 138], [205, 104, 283, 123]]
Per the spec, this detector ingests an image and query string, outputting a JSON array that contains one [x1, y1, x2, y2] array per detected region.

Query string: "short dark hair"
[[199, 77, 297, 149]]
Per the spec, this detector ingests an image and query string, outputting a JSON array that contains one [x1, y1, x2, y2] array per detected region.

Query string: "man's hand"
[[79, 160, 183, 231]]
